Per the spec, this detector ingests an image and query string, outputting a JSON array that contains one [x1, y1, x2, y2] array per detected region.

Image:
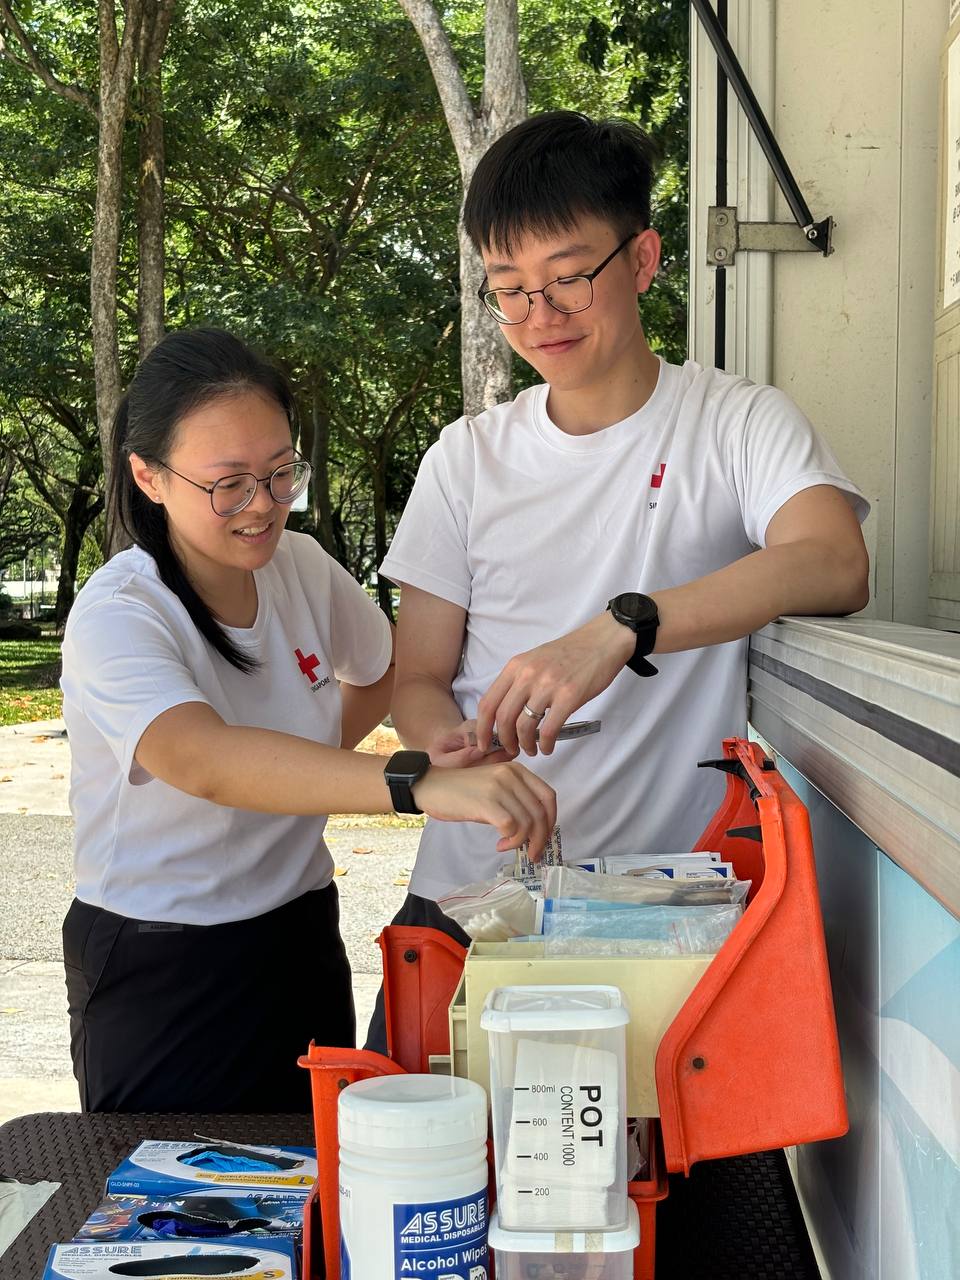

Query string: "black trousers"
[[363, 892, 470, 1055], [63, 884, 353, 1114]]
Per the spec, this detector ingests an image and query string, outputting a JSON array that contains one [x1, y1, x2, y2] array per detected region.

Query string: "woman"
[[60, 328, 554, 1113]]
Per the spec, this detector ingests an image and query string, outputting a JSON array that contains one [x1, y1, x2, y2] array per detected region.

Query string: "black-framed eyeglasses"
[[478, 233, 638, 325], [160, 452, 311, 517]]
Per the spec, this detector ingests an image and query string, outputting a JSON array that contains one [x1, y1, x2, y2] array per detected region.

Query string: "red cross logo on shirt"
[[651, 463, 666, 489], [295, 648, 321, 682]]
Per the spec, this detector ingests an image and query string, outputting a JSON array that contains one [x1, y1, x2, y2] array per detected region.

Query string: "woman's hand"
[[427, 718, 519, 769], [413, 760, 556, 857]]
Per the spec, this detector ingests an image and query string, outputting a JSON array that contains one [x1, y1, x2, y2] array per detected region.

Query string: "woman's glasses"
[[160, 455, 311, 517]]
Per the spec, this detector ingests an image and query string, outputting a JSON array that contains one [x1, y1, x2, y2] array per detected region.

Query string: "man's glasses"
[[160, 454, 311, 517], [478, 233, 638, 325]]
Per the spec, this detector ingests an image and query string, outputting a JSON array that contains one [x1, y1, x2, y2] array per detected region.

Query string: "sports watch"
[[606, 592, 660, 677], [383, 750, 431, 814]]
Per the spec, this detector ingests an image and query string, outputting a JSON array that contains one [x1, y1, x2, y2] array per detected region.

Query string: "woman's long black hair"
[[108, 328, 297, 673]]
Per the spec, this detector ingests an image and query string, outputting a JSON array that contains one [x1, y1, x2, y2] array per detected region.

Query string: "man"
[[367, 110, 868, 1046]]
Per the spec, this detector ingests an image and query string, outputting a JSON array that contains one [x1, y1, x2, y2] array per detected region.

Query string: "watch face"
[[386, 750, 430, 782], [613, 592, 658, 626]]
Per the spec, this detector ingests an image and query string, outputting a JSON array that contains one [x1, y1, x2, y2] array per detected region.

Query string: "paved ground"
[[0, 720, 420, 1125]]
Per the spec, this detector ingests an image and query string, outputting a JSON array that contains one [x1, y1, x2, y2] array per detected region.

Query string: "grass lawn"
[[0, 637, 63, 726]]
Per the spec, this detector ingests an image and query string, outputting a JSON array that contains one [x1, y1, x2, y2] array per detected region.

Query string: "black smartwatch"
[[606, 592, 660, 677], [384, 750, 431, 814]]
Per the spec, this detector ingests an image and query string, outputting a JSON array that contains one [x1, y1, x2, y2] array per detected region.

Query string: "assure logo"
[[295, 646, 330, 691]]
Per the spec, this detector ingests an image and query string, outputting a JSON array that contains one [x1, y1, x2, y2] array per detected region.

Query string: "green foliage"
[[0, 10, 102, 602], [0, 0, 689, 606], [0, 458, 57, 571], [578, 0, 688, 363], [156, 0, 464, 579], [76, 526, 104, 589]]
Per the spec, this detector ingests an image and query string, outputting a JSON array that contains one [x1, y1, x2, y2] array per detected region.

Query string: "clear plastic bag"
[[626, 1118, 651, 1181], [543, 864, 750, 907], [437, 877, 538, 940], [541, 899, 742, 954]]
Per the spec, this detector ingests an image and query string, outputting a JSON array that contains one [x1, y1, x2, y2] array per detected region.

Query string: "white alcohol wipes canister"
[[338, 1074, 490, 1280]]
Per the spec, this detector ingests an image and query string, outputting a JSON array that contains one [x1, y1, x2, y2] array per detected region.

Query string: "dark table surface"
[[0, 1111, 314, 1280], [0, 1111, 821, 1279]]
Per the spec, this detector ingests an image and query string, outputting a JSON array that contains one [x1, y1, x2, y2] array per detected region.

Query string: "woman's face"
[[131, 388, 297, 582]]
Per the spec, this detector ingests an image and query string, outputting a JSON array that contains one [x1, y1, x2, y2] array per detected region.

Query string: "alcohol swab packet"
[[516, 824, 562, 880]]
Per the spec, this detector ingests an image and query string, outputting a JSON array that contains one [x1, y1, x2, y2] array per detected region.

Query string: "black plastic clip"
[[697, 757, 761, 804], [726, 825, 763, 842], [697, 758, 747, 778]]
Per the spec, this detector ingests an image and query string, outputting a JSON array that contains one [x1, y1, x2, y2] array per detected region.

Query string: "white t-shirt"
[[380, 358, 869, 900], [61, 530, 392, 925]]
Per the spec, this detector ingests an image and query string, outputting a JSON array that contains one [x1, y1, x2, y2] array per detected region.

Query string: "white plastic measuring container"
[[481, 985, 629, 1234], [338, 1074, 489, 1280], [487, 1201, 640, 1279]]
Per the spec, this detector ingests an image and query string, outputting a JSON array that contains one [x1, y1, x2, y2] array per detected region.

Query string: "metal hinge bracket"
[[707, 206, 834, 266]]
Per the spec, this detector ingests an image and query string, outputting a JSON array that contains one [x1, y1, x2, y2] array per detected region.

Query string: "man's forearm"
[[391, 672, 466, 749], [651, 537, 869, 654]]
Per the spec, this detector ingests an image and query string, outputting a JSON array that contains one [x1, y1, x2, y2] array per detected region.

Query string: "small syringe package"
[[42, 1237, 298, 1279], [481, 984, 629, 1234], [106, 1141, 316, 1198]]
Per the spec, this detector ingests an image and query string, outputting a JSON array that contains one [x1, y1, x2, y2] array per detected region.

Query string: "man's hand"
[[427, 718, 519, 768], [476, 612, 635, 757]]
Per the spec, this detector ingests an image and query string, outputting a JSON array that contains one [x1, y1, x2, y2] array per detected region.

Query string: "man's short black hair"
[[463, 110, 657, 256]]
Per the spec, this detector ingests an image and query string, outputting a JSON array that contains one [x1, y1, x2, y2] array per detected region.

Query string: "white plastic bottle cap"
[[338, 1074, 488, 1150]]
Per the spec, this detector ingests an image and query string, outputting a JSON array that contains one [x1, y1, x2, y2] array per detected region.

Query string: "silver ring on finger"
[[522, 703, 546, 720]]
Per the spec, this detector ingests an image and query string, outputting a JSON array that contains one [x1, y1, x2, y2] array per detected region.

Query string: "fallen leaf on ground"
[[0, 1008, 24, 1015], [334, 866, 349, 876], [31, 736, 47, 743], [0, 776, 12, 783], [51, 773, 64, 779], [393, 876, 410, 887], [351, 847, 373, 855]]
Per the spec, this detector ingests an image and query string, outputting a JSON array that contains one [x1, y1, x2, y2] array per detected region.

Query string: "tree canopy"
[[0, 0, 688, 620]]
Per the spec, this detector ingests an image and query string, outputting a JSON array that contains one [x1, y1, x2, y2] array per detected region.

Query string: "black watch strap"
[[383, 750, 430, 814], [625, 648, 659, 678], [607, 593, 660, 678]]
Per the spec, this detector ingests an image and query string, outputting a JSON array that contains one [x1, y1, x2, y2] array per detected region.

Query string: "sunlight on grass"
[[0, 639, 63, 726]]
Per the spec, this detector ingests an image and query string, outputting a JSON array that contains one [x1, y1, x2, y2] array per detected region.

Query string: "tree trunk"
[[370, 459, 392, 619], [92, 0, 143, 556], [459, 220, 512, 412], [137, 0, 175, 358], [398, 0, 525, 416], [307, 396, 339, 558], [56, 489, 105, 629]]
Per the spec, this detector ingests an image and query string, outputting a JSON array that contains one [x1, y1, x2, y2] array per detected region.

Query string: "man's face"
[[480, 213, 661, 393]]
